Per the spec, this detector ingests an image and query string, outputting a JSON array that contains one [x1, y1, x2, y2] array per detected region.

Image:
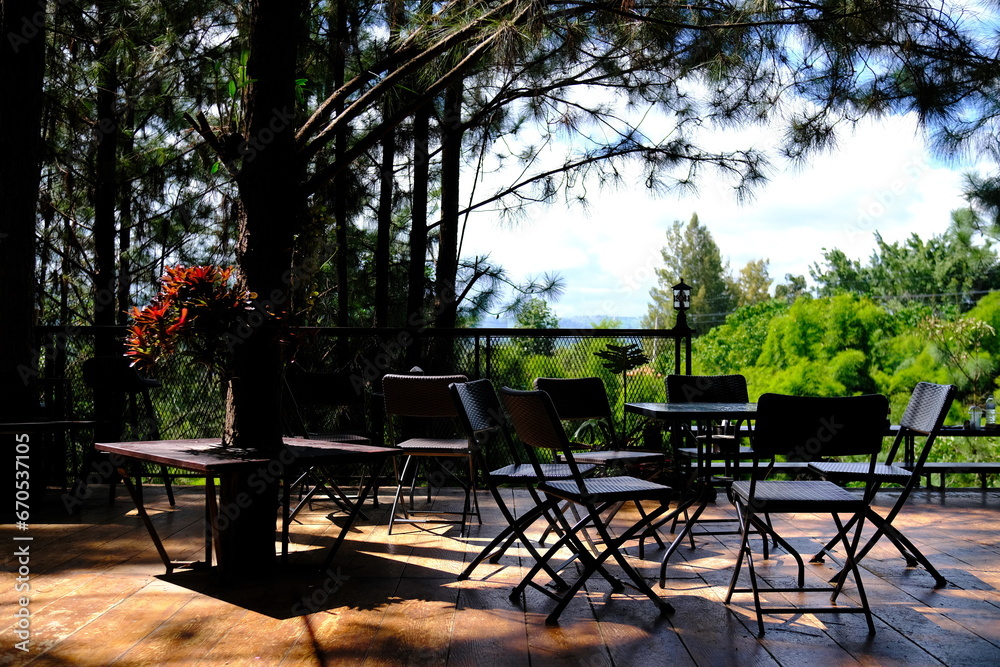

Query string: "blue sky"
[[460, 113, 993, 319]]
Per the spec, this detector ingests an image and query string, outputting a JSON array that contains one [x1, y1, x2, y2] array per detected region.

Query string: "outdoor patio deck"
[[4, 484, 1000, 666]]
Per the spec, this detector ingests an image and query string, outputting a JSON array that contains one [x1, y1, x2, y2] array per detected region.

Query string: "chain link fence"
[[32, 325, 691, 486]]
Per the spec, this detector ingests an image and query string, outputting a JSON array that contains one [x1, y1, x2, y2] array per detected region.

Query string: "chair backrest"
[[500, 387, 588, 483], [382, 373, 468, 418], [283, 370, 368, 439], [532, 376, 621, 448], [666, 374, 748, 404], [82, 356, 161, 441], [753, 393, 889, 460], [450, 379, 521, 467], [899, 382, 956, 436], [450, 379, 505, 436], [891, 382, 957, 468]]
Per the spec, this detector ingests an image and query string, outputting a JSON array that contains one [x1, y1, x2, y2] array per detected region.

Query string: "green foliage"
[[919, 316, 998, 402], [595, 342, 650, 405], [514, 298, 559, 356], [811, 214, 1000, 309], [829, 349, 873, 394], [966, 291, 1000, 358], [644, 213, 737, 333], [694, 299, 790, 374]]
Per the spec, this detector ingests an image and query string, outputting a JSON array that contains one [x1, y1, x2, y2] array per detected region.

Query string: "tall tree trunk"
[[221, 0, 305, 575], [93, 0, 119, 360], [374, 129, 396, 327], [334, 0, 350, 330], [407, 103, 430, 328], [1, 0, 46, 507], [374, 1, 403, 328], [405, 102, 430, 369], [0, 0, 45, 421], [116, 107, 135, 326], [435, 78, 464, 329]]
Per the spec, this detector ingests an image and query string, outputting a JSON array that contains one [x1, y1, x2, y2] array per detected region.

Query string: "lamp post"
[[672, 277, 692, 332], [671, 277, 693, 375]]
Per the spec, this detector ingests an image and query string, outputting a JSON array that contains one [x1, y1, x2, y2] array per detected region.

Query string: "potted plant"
[[594, 342, 653, 447], [125, 265, 269, 447]]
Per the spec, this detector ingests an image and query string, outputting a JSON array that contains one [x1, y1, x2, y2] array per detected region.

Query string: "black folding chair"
[[283, 368, 376, 519], [452, 379, 594, 586], [501, 386, 681, 625], [533, 377, 666, 550], [809, 381, 956, 588], [724, 393, 890, 636], [383, 373, 480, 536]]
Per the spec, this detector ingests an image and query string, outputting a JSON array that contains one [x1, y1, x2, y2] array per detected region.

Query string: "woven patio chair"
[[501, 386, 680, 625], [533, 376, 666, 550], [382, 373, 480, 535], [282, 367, 376, 519], [724, 392, 890, 636], [808, 381, 956, 588], [451, 379, 595, 586]]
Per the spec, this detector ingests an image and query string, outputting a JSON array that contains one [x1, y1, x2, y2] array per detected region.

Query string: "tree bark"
[[407, 103, 430, 327], [334, 0, 350, 330], [93, 0, 119, 359], [435, 78, 464, 329], [218, 0, 306, 575], [0, 0, 45, 421], [374, 127, 396, 327]]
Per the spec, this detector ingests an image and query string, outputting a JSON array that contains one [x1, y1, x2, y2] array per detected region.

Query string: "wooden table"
[[95, 438, 396, 575]]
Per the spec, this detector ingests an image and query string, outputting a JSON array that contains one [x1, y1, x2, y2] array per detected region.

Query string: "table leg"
[[282, 471, 292, 564], [115, 467, 184, 574], [205, 475, 223, 575]]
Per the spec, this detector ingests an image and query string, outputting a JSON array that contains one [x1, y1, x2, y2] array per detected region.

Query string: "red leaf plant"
[[125, 266, 262, 378]]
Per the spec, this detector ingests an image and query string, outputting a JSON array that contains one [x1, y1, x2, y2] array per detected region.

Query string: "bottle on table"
[[986, 396, 996, 429]]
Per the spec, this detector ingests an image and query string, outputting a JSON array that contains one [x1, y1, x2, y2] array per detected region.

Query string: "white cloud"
[[460, 113, 993, 318]]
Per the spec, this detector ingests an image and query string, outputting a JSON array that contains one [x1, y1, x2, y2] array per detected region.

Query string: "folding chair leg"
[[829, 513, 877, 635], [724, 502, 768, 636], [811, 511, 863, 563], [544, 502, 675, 625], [460, 496, 568, 587], [748, 513, 805, 587], [511, 503, 625, 604], [658, 498, 710, 567], [828, 510, 947, 588], [723, 503, 753, 602]]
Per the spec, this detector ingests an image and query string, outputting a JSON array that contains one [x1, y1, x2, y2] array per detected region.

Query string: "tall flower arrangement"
[[125, 266, 258, 380]]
